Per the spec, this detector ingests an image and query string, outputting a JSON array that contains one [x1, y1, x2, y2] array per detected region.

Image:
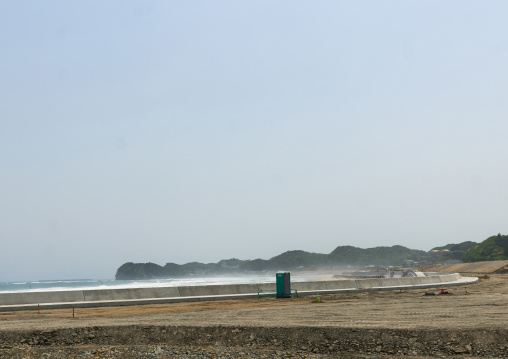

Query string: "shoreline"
[[0, 271, 340, 295], [0, 275, 506, 358]]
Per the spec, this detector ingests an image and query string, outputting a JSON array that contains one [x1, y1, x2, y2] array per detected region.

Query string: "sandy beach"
[[1, 274, 507, 358]]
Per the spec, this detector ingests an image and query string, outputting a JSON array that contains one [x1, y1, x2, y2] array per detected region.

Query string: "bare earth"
[[1, 275, 507, 358]]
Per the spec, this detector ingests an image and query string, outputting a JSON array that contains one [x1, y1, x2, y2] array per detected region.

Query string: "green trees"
[[327, 245, 426, 266], [115, 245, 428, 279], [430, 241, 478, 260], [268, 250, 327, 270], [115, 262, 166, 280], [463, 235, 508, 262], [115, 236, 508, 280]]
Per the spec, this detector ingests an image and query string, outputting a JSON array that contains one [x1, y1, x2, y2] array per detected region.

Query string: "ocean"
[[0, 272, 328, 293]]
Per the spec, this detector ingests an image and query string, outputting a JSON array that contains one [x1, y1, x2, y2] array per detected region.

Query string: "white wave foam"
[[0, 273, 323, 293]]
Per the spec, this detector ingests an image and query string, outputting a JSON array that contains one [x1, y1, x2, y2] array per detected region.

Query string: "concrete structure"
[[0, 273, 478, 312]]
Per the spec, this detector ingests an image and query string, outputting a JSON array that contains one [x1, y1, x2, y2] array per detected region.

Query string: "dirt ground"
[[1, 275, 507, 358], [424, 260, 508, 274]]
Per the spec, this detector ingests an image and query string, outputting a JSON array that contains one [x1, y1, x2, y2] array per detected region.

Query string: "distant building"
[[402, 259, 419, 268], [429, 249, 450, 256]]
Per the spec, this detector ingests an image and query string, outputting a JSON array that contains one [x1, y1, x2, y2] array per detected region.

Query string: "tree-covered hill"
[[430, 241, 478, 260], [237, 250, 327, 272], [267, 250, 328, 270], [327, 245, 426, 266], [116, 237, 502, 280], [431, 241, 477, 252], [463, 234, 508, 262], [116, 245, 431, 280], [115, 262, 168, 280]]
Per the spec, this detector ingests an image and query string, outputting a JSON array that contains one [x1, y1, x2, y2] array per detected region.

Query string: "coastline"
[[0, 274, 507, 358], [0, 272, 339, 294]]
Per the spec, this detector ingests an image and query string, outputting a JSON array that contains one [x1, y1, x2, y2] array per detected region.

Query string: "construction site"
[[1, 261, 508, 358]]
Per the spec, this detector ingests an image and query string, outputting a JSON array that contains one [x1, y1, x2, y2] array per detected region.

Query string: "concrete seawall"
[[0, 273, 477, 312]]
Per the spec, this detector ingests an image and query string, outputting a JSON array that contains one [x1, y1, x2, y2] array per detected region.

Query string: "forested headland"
[[115, 237, 502, 280]]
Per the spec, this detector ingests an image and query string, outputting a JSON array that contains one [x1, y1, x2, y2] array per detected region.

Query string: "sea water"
[[0, 273, 321, 293]]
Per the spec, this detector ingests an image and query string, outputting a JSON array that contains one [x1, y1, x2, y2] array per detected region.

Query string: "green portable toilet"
[[276, 272, 291, 298]]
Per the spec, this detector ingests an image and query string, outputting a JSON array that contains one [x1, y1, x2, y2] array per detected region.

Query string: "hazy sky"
[[1, 1, 508, 281]]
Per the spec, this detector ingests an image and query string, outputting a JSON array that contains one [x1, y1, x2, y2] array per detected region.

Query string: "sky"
[[1, 1, 508, 281]]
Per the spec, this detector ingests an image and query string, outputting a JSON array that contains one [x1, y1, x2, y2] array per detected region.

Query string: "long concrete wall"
[[0, 273, 478, 311], [82, 287, 181, 302], [0, 290, 85, 306]]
